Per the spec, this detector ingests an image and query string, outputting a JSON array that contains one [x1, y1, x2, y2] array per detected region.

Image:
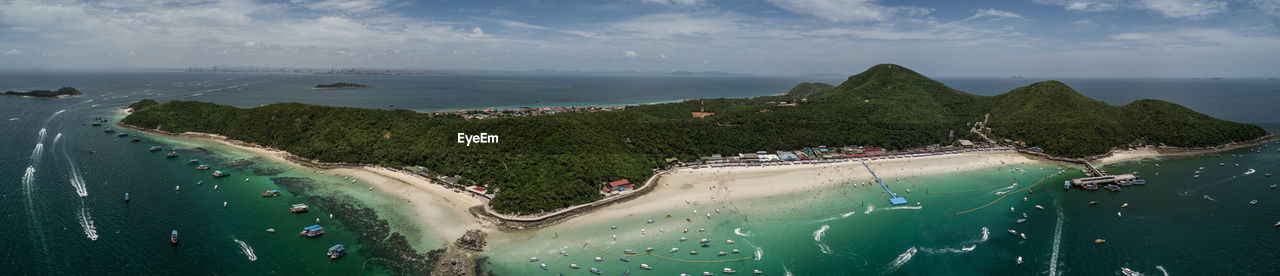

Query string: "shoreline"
[[1091, 134, 1280, 165]]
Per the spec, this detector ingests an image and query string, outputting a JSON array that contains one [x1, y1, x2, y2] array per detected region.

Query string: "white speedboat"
[[594, 257, 602, 262], [640, 264, 651, 270], [1017, 256, 1023, 265], [570, 264, 579, 269], [671, 248, 679, 253], [529, 257, 538, 262], [1020, 233, 1026, 240], [754, 270, 763, 274], [1008, 229, 1018, 235], [1117, 212, 1122, 218], [1035, 205, 1045, 210], [723, 268, 737, 274]]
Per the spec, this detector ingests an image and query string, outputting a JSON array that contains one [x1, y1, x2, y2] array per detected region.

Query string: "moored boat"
[[723, 268, 736, 274], [1020, 233, 1026, 240], [300, 224, 324, 237], [754, 269, 763, 274], [166, 151, 178, 158], [1095, 239, 1106, 244], [1121, 203, 1129, 208], [328, 244, 346, 259], [124, 192, 130, 202], [732, 249, 740, 254], [262, 190, 281, 197], [1250, 199, 1258, 205], [540, 263, 548, 270], [1016, 218, 1027, 224], [171, 230, 179, 245], [196, 164, 211, 170], [212, 170, 230, 177], [1008, 229, 1017, 235], [670, 248, 679, 253], [570, 264, 579, 269], [130, 137, 140, 142], [1017, 256, 1023, 265], [624, 249, 635, 254], [1035, 205, 1044, 210], [640, 263, 651, 270], [718, 251, 726, 256], [291, 204, 310, 213], [149, 146, 161, 151], [619, 257, 630, 262], [590, 267, 601, 274], [187, 159, 199, 164]]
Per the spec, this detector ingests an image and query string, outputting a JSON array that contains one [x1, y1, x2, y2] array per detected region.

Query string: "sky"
[[1, 0, 1278, 77]]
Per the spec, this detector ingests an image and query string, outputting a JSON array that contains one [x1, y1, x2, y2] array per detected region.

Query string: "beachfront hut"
[[608, 179, 634, 191]]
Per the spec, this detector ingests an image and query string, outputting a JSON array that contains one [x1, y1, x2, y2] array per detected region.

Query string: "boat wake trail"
[[22, 165, 36, 192], [1049, 209, 1064, 276], [864, 204, 876, 214], [53, 133, 62, 145], [31, 143, 44, 163], [77, 207, 98, 241], [880, 247, 915, 275], [69, 162, 88, 197], [734, 228, 751, 237], [924, 227, 987, 255], [881, 205, 923, 211], [754, 245, 763, 261], [1156, 265, 1168, 276], [841, 209, 859, 218], [234, 239, 258, 261], [51, 109, 66, 118], [814, 225, 832, 254]]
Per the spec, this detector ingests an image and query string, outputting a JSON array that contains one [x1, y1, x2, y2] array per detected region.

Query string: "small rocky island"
[[3, 87, 83, 98], [313, 82, 371, 89]]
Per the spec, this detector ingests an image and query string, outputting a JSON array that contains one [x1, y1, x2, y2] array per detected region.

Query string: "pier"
[[860, 160, 908, 205], [1068, 160, 1139, 189]]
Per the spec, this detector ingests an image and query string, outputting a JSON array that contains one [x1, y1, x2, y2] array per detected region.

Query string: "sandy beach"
[[562, 151, 1041, 227]]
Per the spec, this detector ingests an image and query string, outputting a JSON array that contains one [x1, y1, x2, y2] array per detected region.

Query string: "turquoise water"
[[3, 71, 1279, 275]]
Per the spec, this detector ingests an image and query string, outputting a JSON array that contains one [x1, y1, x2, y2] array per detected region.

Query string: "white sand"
[[1095, 148, 1161, 165], [566, 151, 1040, 226]]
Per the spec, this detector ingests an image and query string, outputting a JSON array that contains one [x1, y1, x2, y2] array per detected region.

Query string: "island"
[[121, 64, 1269, 215], [3, 87, 83, 98], [313, 82, 371, 89]]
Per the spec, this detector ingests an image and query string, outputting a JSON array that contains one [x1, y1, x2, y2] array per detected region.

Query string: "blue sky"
[[0, 0, 1277, 77]]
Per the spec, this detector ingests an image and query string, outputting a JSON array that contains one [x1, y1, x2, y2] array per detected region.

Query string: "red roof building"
[[608, 179, 634, 190]]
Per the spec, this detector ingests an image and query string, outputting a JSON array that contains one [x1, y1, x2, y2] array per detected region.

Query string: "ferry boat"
[[262, 190, 281, 197], [196, 164, 211, 170], [187, 159, 199, 164], [130, 137, 140, 142], [171, 230, 179, 245], [166, 151, 178, 158], [328, 244, 346, 259], [212, 170, 230, 177], [300, 224, 324, 237], [149, 146, 162, 151], [291, 204, 310, 213]]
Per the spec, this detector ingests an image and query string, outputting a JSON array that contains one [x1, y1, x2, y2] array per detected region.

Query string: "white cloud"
[[624, 50, 638, 57], [1111, 33, 1155, 40], [297, 0, 388, 12], [1139, 0, 1227, 18], [965, 9, 1026, 21], [1033, 0, 1228, 18], [611, 13, 739, 39], [765, 0, 931, 22], [468, 26, 490, 38], [1255, 0, 1280, 16], [639, 0, 704, 6], [244, 41, 257, 47], [3, 49, 22, 55]]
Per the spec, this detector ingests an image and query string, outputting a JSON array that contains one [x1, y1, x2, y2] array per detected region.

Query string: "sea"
[[1, 70, 1278, 275]]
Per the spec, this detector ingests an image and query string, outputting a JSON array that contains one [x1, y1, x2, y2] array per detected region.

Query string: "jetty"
[[860, 160, 908, 205], [1068, 160, 1139, 189]]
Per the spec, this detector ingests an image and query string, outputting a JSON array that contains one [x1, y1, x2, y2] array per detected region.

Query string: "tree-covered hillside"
[[122, 64, 1267, 214]]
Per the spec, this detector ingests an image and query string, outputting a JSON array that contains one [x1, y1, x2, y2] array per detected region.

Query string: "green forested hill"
[[122, 64, 1267, 214]]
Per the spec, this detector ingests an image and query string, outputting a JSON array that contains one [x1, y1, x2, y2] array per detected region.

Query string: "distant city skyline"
[[1, 0, 1278, 77]]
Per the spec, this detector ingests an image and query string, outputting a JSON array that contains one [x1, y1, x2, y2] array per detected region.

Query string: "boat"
[[595, 257, 603, 262], [1023, 197, 1028, 202], [619, 257, 630, 262], [690, 251, 697, 255], [124, 192, 130, 202], [175, 185, 180, 191], [1023, 212, 1028, 218], [718, 251, 727, 256], [561, 250, 568, 256], [1017, 256, 1023, 265], [1203, 194, 1211, 200], [624, 249, 636, 254], [723, 268, 736, 274], [104, 128, 115, 133], [91, 122, 102, 126], [570, 264, 579, 269], [1008, 229, 1017, 235], [647, 219, 654, 223], [130, 137, 140, 142], [117, 132, 128, 137], [171, 230, 179, 245], [1122, 268, 1140, 276], [214, 185, 218, 190], [671, 248, 679, 253], [166, 151, 178, 158], [1020, 233, 1026, 240], [640, 264, 652, 270], [1271, 184, 1277, 189], [590, 267, 601, 274], [1083, 184, 1098, 190], [1089, 201, 1097, 205], [732, 249, 740, 254], [701, 244, 710, 248], [1035, 205, 1044, 210], [266, 228, 275, 233], [703, 272, 713, 276], [680, 237, 687, 242], [1095, 239, 1105, 244], [223, 201, 227, 207], [1016, 218, 1027, 224], [906, 246, 917, 255], [1267, 173, 1272, 177], [726, 240, 735, 244], [328, 244, 346, 259], [1220, 163, 1226, 166], [1246, 169, 1256, 175], [1105, 184, 1120, 191], [1121, 203, 1129, 208], [700, 238, 710, 243], [291, 204, 310, 213], [244, 178, 250, 182], [262, 190, 281, 197], [187, 159, 199, 164], [212, 170, 230, 177], [149, 146, 161, 151], [540, 263, 548, 270], [645, 247, 654, 252], [88, 148, 95, 154], [753, 270, 763, 274], [1250, 199, 1258, 205], [196, 164, 210, 170], [1117, 212, 1122, 218], [1131, 179, 1146, 185], [300, 224, 324, 237], [1010, 206, 1014, 213], [529, 257, 539, 262]]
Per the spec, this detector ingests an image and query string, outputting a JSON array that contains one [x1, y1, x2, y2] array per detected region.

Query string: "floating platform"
[[889, 197, 909, 205]]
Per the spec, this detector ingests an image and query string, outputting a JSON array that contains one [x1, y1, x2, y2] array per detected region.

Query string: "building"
[[958, 139, 975, 148], [691, 112, 715, 118], [607, 179, 634, 192]]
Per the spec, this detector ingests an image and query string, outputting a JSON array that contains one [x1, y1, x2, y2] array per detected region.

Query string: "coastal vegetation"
[[3, 87, 82, 98], [314, 82, 371, 89], [121, 64, 1267, 214]]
